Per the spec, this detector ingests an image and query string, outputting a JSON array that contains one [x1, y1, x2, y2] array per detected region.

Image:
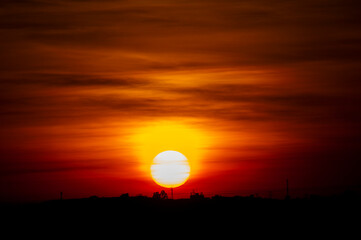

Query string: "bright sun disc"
[[151, 150, 190, 188]]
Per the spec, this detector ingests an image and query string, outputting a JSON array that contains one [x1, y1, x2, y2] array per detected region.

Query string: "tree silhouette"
[[160, 190, 168, 199], [153, 190, 168, 199]]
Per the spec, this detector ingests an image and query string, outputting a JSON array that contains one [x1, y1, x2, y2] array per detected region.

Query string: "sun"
[[151, 150, 190, 188]]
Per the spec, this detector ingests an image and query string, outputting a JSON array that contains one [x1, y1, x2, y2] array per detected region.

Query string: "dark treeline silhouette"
[[3, 190, 360, 216], [2, 190, 360, 234]]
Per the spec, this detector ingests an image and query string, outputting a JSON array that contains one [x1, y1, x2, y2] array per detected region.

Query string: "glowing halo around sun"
[[131, 121, 210, 179], [151, 150, 190, 188]]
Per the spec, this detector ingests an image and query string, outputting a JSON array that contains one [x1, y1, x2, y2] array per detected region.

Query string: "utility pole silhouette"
[[171, 188, 173, 200], [60, 192, 63, 200]]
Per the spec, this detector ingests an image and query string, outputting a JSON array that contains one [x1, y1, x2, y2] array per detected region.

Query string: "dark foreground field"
[[1, 193, 360, 236], [3, 193, 360, 220]]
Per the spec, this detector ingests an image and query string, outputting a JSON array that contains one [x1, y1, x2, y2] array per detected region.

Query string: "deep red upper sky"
[[1, 0, 361, 202]]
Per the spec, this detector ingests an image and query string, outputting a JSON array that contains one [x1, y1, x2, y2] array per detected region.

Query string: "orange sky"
[[1, 0, 361, 202]]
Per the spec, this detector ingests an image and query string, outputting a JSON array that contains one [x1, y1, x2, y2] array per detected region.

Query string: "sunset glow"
[[1, 0, 361, 202], [131, 121, 209, 179]]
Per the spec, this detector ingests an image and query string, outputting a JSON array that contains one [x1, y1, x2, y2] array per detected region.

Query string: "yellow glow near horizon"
[[151, 150, 190, 188], [131, 120, 208, 179]]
